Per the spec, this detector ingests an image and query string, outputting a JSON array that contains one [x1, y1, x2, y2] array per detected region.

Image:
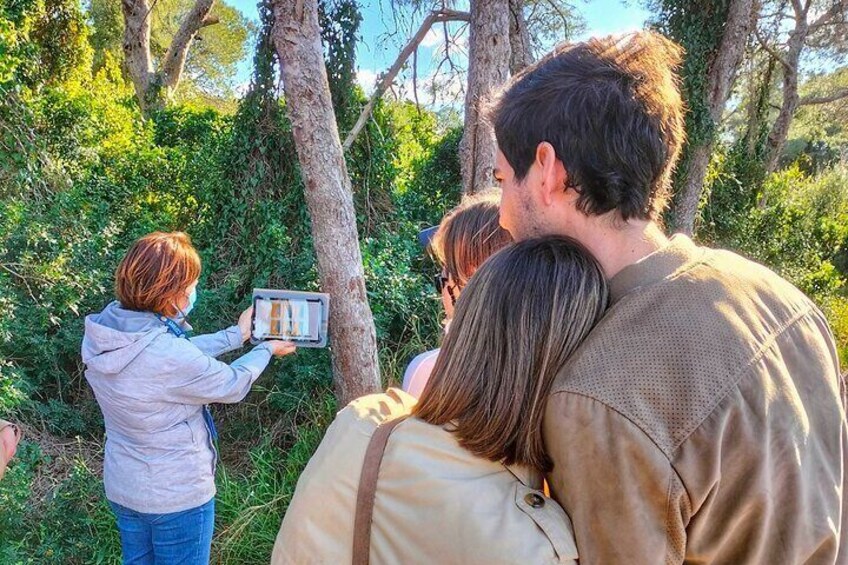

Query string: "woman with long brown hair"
[[272, 236, 609, 563]]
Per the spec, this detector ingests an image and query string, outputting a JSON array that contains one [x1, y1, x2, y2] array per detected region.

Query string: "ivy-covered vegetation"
[[0, 0, 459, 561], [1, 0, 847, 563]]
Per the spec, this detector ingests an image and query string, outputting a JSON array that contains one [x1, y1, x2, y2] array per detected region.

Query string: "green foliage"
[[319, 0, 362, 131], [214, 397, 335, 562], [784, 67, 848, 172], [699, 155, 848, 361], [747, 165, 848, 296], [0, 0, 92, 88], [0, 1, 459, 559]]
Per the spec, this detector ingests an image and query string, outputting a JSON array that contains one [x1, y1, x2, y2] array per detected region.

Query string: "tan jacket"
[[544, 235, 847, 564], [272, 389, 578, 564]]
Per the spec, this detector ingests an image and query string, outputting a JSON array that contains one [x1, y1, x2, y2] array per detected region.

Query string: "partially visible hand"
[[238, 306, 254, 343], [0, 426, 20, 461], [264, 340, 297, 357]]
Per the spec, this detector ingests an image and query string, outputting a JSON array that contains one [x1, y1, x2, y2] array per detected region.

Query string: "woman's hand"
[[264, 340, 297, 357], [238, 306, 254, 343]]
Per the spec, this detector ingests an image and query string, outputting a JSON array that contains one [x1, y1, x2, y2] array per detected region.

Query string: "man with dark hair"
[[490, 31, 847, 563]]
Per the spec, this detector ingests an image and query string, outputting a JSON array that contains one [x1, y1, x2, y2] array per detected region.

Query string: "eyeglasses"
[[433, 272, 449, 294], [433, 272, 458, 306]]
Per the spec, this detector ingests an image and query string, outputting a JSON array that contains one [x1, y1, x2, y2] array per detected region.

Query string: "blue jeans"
[[109, 498, 215, 565]]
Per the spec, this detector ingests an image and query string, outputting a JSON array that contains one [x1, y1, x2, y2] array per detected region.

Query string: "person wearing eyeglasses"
[[0, 419, 21, 480], [402, 190, 512, 398]]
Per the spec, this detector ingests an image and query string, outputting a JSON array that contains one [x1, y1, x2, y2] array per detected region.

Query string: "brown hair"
[[414, 236, 608, 472], [430, 189, 512, 287], [488, 31, 685, 221], [116, 232, 201, 316]]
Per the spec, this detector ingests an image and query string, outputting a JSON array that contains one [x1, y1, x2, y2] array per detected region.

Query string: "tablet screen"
[[253, 297, 323, 342]]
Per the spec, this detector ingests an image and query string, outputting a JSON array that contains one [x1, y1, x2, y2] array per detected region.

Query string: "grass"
[[0, 403, 336, 565], [213, 392, 336, 563]]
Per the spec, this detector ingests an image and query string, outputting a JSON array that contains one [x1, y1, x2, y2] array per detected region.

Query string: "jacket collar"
[[608, 234, 705, 305], [504, 463, 544, 490]]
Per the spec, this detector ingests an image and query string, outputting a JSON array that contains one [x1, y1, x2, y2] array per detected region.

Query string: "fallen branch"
[[342, 8, 470, 151]]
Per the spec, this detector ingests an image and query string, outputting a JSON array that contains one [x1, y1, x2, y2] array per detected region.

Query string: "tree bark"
[[273, 0, 381, 405], [121, 0, 219, 116], [460, 0, 511, 195], [121, 0, 154, 113], [160, 0, 218, 94], [671, 0, 757, 235], [508, 0, 534, 74], [764, 25, 805, 174]]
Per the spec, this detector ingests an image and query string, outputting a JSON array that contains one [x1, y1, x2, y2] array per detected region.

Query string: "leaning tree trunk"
[[765, 33, 804, 175], [460, 0, 511, 194], [671, 0, 756, 235], [273, 0, 381, 405], [508, 0, 534, 74], [158, 0, 217, 98]]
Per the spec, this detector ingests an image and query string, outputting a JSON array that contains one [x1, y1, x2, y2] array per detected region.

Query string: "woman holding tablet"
[[82, 231, 294, 565]]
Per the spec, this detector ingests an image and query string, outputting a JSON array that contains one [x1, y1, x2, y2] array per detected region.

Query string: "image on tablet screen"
[[253, 297, 320, 341]]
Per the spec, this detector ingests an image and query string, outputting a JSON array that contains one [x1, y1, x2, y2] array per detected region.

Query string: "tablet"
[[250, 289, 330, 348]]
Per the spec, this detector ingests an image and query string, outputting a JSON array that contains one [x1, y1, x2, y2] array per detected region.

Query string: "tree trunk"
[[672, 144, 713, 235], [460, 0, 511, 195], [159, 0, 217, 97], [765, 29, 805, 174], [121, 0, 219, 116], [760, 0, 848, 174], [508, 0, 534, 74], [670, 0, 756, 235], [121, 0, 154, 114], [273, 0, 381, 405]]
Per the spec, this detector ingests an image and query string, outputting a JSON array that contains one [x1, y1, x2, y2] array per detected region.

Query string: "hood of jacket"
[[81, 301, 168, 375]]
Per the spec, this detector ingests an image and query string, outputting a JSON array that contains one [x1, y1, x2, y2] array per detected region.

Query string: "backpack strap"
[[352, 415, 410, 565]]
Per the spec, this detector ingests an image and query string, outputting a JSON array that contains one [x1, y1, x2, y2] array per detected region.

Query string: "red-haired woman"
[[82, 232, 294, 565]]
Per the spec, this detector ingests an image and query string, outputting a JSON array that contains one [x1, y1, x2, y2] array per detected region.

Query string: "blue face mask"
[[185, 288, 197, 315], [175, 288, 197, 321]]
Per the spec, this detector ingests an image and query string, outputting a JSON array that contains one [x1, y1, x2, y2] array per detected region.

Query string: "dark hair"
[[488, 31, 685, 221], [414, 236, 609, 472], [430, 189, 512, 287]]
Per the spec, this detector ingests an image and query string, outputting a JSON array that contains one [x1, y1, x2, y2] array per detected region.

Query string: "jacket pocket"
[[513, 483, 579, 563]]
